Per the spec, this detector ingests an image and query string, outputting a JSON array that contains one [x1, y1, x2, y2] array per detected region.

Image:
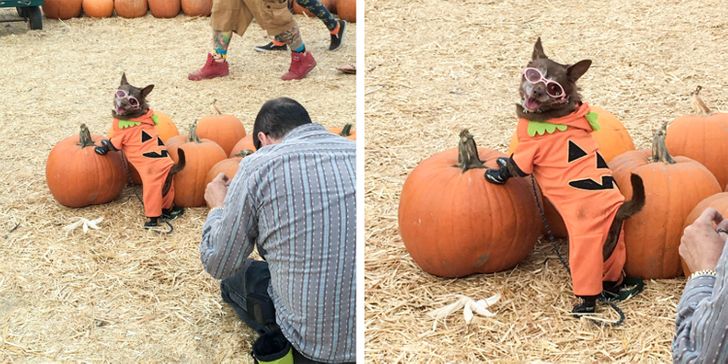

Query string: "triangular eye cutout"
[[596, 152, 608, 169], [568, 140, 587, 162], [141, 130, 152, 143], [157, 137, 164, 146]]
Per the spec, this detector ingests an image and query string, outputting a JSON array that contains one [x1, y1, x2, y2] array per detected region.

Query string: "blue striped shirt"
[[673, 238, 728, 363], [199, 123, 356, 363]]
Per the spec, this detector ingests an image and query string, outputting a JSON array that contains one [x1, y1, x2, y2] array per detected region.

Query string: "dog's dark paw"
[[485, 168, 507, 184]]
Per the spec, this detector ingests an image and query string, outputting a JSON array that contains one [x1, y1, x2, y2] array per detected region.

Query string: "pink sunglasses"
[[115, 89, 140, 109], [522, 67, 566, 99]]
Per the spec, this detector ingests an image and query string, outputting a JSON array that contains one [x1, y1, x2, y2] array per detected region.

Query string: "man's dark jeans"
[[220, 259, 333, 364]]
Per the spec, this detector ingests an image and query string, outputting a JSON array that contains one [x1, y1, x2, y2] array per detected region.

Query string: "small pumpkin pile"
[[44, 0, 212, 18]]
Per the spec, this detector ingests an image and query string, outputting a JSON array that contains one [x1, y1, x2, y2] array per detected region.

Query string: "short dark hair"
[[252, 97, 312, 149]]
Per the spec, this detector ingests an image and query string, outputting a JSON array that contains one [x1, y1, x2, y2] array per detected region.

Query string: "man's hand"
[[205, 173, 229, 209], [679, 207, 728, 273]]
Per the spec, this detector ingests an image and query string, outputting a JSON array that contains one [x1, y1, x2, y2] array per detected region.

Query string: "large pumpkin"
[[109, 111, 179, 185], [204, 150, 254, 203], [115, 0, 147, 18], [293, 0, 333, 16], [609, 123, 721, 279], [149, 0, 180, 18], [43, 0, 83, 19], [46, 124, 126, 208], [666, 86, 728, 188], [335, 0, 355, 22], [510, 105, 636, 238], [681, 192, 728, 276], [196, 101, 246, 156], [166, 122, 227, 207], [181, 0, 211, 16], [328, 123, 356, 141], [229, 135, 256, 157], [82, 0, 114, 18], [398, 130, 542, 277]]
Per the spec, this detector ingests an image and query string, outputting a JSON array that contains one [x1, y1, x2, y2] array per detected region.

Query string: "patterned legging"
[[295, 0, 338, 30]]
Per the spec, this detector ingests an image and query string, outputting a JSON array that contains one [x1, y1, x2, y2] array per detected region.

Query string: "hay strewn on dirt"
[[365, 0, 728, 362], [0, 11, 354, 362]]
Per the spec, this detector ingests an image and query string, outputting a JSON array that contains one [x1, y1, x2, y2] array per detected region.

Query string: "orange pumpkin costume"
[[109, 109, 176, 218], [510, 103, 626, 296]]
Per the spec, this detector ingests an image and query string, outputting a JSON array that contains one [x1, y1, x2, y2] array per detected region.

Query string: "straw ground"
[[0, 11, 355, 362], [365, 0, 728, 362]]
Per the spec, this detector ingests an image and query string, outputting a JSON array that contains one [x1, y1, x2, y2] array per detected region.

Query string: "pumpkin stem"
[[211, 99, 222, 115], [651, 121, 676, 164], [78, 124, 95, 148], [234, 149, 254, 158], [340, 123, 353, 137], [691, 86, 711, 114], [189, 121, 201, 143], [456, 129, 485, 171]]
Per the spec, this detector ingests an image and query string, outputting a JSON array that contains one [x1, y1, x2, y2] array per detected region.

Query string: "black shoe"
[[144, 217, 160, 229], [329, 20, 346, 51], [162, 206, 184, 220], [572, 296, 597, 317], [255, 42, 288, 53], [601, 276, 644, 302]]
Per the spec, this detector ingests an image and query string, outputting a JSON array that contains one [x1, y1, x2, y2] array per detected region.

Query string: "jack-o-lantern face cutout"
[[566, 140, 616, 190], [140, 130, 169, 159]]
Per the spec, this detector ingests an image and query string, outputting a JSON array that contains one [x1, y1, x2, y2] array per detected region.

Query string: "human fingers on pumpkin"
[[680, 208, 726, 272]]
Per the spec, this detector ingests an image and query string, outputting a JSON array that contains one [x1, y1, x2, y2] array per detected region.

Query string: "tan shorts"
[[211, 0, 296, 37]]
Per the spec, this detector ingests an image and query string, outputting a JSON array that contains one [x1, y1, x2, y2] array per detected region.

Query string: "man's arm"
[[673, 208, 728, 363], [199, 167, 259, 280]]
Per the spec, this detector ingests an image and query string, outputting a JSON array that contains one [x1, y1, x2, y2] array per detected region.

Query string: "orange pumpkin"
[[334, 0, 355, 22], [166, 122, 227, 207], [82, 0, 114, 18], [115, 0, 147, 18], [149, 0, 180, 17], [681, 192, 728, 276], [666, 86, 728, 188], [329, 123, 356, 141], [196, 101, 247, 156], [293, 0, 333, 16], [229, 135, 257, 157], [509, 105, 635, 238], [181, 0, 211, 16], [204, 150, 254, 203], [609, 123, 722, 279], [46, 124, 126, 208], [398, 130, 542, 277], [43, 0, 83, 19]]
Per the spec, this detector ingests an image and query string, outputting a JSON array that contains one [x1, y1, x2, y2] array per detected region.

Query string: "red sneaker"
[[188, 53, 229, 81], [281, 51, 317, 81]]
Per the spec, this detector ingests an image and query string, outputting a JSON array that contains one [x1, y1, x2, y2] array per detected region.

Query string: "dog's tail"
[[616, 173, 645, 219], [162, 149, 186, 197]]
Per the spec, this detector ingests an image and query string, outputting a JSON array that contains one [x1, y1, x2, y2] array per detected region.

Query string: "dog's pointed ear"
[[140, 84, 154, 99], [120, 72, 129, 86], [567, 60, 592, 82], [532, 37, 547, 60]]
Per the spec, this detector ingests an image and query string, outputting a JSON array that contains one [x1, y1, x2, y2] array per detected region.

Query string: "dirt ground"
[[0, 9, 354, 363], [365, 0, 728, 362]]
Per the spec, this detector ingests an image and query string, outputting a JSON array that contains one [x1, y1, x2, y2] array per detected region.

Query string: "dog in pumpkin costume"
[[95, 73, 185, 229], [485, 38, 645, 315]]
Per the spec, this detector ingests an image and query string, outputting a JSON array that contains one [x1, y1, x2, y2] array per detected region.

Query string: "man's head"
[[252, 97, 312, 149]]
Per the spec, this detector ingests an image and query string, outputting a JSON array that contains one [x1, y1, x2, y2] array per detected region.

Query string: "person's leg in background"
[[189, 0, 253, 80], [255, 0, 346, 52], [276, 24, 317, 80]]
